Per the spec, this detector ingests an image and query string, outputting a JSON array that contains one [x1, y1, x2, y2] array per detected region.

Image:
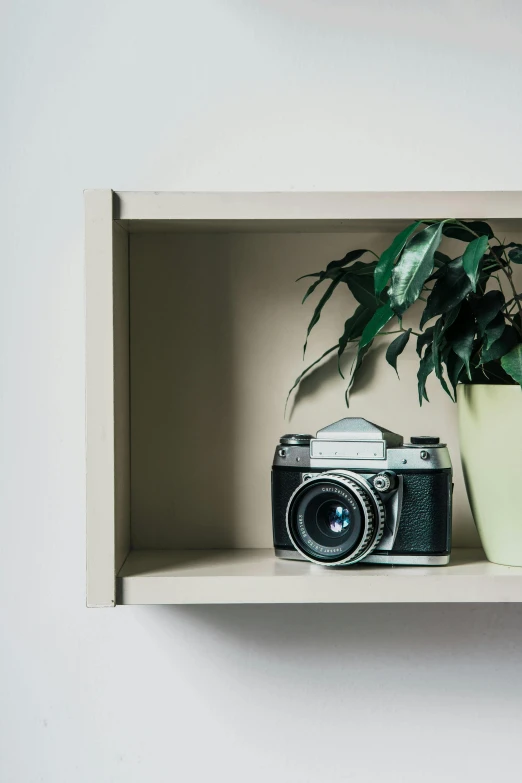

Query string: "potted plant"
[[288, 219, 522, 566]]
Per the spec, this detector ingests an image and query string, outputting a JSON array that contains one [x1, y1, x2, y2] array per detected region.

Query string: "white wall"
[[2, 1, 522, 781]]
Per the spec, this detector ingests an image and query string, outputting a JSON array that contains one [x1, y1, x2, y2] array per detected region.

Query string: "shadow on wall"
[[136, 603, 522, 662], [131, 604, 522, 724]]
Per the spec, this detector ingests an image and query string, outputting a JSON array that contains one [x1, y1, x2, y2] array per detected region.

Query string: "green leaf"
[[442, 220, 494, 242], [337, 305, 373, 378], [420, 256, 473, 328], [285, 344, 338, 414], [464, 220, 495, 239], [346, 272, 383, 310], [471, 290, 505, 336], [299, 249, 372, 301], [446, 350, 465, 394], [388, 222, 445, 315], [417, 326, 435, 357], [462, 235, 489, 292], [325, 248, 371, 273], [417, 346, 435, 405], [501, 344, 522, 385], [508, 245, 522, 264], [480, 326, 518, 364], [487, 245, 506, 263], [303, 273, 344, 357], [302, 276, 326, 304], [431, 321, 454, 401], [320, 260, 377, 283], [345, 341, 373, 406], [341, 260, 377, 277], [445, 301, 476, 380], [374, 221, 421, 295], [385, 329, 411, 378], [434, 250, 451, 267], [359, 302, 395, 349], [431, 319, 444, 379], [484, 312, 506, 349]]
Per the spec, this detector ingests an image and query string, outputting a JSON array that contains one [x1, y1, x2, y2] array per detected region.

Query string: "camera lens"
[[316, 501, 352, 537], [286, 471, 385, 566]]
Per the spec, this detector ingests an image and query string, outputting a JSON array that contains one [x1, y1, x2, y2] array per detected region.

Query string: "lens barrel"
[[286, 471, 385, 566]]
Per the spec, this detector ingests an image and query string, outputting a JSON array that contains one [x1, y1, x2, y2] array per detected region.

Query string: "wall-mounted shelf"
[[117, 548, 522, 605], [86, 190, 522, 607]]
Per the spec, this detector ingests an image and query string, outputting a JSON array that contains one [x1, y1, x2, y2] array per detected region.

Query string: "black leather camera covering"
[[271, 467, 452, 555]]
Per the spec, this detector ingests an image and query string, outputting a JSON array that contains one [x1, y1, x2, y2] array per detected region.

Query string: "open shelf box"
[[86, 191, 522, 606]]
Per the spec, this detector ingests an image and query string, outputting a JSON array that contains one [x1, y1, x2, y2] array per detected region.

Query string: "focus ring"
[[332, 476, 385, 565]]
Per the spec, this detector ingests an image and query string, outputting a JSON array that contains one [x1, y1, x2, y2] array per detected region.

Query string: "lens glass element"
[[317, 501, 352, 536]]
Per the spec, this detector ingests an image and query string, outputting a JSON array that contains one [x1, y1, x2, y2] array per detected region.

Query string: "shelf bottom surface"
[[116, 548, 522, 605]]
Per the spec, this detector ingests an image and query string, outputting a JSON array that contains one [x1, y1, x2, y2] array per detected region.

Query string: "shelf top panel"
[[117, 548, 522, 605], [111, 191, 522, 233]]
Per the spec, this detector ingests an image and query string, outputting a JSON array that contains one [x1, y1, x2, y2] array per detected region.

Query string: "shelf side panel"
[[85, 190, 130, 607], [113, 223, 131, 576]]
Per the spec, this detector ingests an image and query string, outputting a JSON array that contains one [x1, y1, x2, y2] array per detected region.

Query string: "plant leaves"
[[490, 245, 505, 260], [388, 222, 445, 315], [417, 326, 435, 357], [346, 272, 383, 310], [285, 344, 338, 413], [374, 221, 421, 295], [430, 321, 454, 401], [299, 249, 372, 301], [480, 326, 518, 364], [420, 256, 473, 328], [484, 312, 506, 349], [434, 250, 451, 267], [325, 248, 371, 274], [445, 301, 476, 380], [303, 273, 344, 357], [341, 260, 377, 277], [320, 260, 377, 284], [468, 359, 514, 385], [442, 220, 494, 242], [417, 345, 435, 405], [359, 302, 395, 349], [302, 276, 327, 304], [337, 305, 374, 378], [508, 245, 522, 264], [385, 329, 411, 378], [446, 350, 465, 394], [462, 235, 489, 291], [345, 341, 373, 406], [501, 344, 522, 385], [471, 290, 505, 336], [298, 248, 370, 282]]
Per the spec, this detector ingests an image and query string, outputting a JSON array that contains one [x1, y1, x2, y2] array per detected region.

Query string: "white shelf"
[[86, 190, 522, 607], [117, 548, 522, 605]]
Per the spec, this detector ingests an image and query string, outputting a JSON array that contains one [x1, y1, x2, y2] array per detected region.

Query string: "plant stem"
[[504, 313, 522, 338], [378, 327, 422, 338], [502, 265, 522, 319]]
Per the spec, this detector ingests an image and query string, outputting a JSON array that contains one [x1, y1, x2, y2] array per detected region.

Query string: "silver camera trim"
[[274, 549, 450, 566]]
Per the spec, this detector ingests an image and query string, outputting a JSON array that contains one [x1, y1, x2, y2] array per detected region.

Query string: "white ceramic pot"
[[458, 384, 522, 566]]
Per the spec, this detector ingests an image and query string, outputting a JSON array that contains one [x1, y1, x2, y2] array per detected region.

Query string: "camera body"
[[272, 418, 452, 566]]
